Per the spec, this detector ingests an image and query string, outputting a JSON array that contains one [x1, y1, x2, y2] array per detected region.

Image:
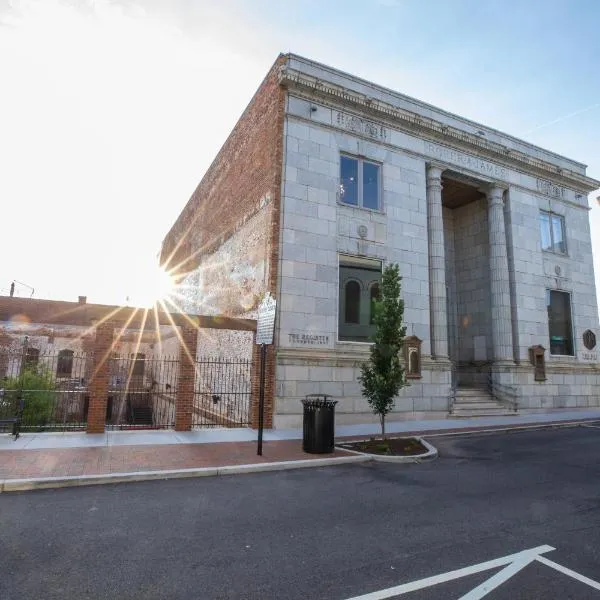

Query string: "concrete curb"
[[0, 454, 369, 493], [336, 436, 438, 463], [420, 419, 600, 438]]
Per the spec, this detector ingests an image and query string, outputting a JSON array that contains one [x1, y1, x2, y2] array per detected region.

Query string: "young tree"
[[358, 263, 408, 439]]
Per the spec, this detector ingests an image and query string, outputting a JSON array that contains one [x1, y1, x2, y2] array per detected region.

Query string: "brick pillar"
[[175, 326, 198, 431], [87, 322, 114, 434], [250, 337, 274, 430]]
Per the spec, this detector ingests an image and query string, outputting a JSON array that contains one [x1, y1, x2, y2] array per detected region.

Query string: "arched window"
[[57, 349, 74, 378], [369, 282, 380, 324], [344, 280, 361, 324]]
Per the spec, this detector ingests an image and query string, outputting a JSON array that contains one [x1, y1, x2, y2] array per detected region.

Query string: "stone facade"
[[164, 53, 600, 428]]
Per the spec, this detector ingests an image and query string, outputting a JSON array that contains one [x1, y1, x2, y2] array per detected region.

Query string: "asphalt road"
[[2, 425, 600, 599]]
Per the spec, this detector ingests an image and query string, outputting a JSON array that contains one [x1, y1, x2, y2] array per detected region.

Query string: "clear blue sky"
[[0, 0, 599, 311]]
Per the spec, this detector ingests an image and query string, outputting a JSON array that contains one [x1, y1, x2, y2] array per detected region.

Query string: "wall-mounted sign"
[[256, 293, 276, 346]]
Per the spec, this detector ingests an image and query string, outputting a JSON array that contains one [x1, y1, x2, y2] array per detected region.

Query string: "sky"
[[0, 0, 599, 313]]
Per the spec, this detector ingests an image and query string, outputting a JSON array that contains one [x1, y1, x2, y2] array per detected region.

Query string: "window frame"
[[539, 210, 567, 255], [546, 288, 575, 357], [337, 255, 383, 344], [339, 154, 382, 212]]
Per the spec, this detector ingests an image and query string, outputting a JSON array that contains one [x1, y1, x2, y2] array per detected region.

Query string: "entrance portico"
[[426, 164, 515, 392]]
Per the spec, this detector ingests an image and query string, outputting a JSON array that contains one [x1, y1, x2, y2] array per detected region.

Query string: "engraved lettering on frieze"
[[537, 178, 566, 199], [335, 111, 388, 141], [425, 142, 508, 180], [288, 333, 330, 346]]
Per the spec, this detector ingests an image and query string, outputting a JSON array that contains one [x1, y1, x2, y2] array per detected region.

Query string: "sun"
[[130, 263, 176, 308]]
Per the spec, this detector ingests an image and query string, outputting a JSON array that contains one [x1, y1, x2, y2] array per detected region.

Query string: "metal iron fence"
[[105, 354, 179, 430], [0, 340, 252, 432], [0, 342, 91, 432], [192, 357, 251, 428]]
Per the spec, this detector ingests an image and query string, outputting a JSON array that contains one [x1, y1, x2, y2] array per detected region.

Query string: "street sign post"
[[256, 293, 276, 456]]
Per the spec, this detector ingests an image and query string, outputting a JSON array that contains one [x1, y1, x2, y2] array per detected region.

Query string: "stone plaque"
[[256, 293, 276, 345], [583, 329, 597, 351], [536, 178, 566, 199], [335, 111, 388, 141], [288, 333, 330, 346]]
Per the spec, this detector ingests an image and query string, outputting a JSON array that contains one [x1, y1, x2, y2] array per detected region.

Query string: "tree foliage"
[[2, 367, 56, 427], [358, 263, 408, 438]]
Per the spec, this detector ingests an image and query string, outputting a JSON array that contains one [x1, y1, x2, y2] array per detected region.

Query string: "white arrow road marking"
[[343, 545, 555, 600], [536, 555, 600, 591], [457, 553, 541, 600]]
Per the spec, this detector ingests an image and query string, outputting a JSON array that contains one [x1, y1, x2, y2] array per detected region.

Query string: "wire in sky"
[[524, 102, 600, 135]]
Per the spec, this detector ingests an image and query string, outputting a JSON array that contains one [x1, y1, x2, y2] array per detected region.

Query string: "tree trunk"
[[380, 414, 386, 439]]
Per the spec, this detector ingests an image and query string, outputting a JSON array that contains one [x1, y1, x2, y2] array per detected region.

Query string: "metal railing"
[[193, 357, 251, 428], [0, 343, 91, 431], [105, 354, 179, 430]]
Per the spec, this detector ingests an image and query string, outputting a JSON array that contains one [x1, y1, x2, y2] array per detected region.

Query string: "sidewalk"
[[1, 409, 599, 491]]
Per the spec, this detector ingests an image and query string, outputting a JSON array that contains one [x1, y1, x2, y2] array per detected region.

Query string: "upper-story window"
[[540, 211, 566, 254], [339, 155, 381, 211]]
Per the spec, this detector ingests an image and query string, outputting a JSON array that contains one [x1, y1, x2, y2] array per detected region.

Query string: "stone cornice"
[[279, 67, 600, 194]]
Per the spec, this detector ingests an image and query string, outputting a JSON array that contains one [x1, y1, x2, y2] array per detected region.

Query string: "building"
[[162, 53, 600, 428]]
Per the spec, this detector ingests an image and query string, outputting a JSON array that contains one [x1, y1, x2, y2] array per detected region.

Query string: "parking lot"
[[2, 425, 600, 599]]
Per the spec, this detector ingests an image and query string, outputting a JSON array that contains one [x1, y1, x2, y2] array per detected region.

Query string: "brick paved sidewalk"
[[0, 440, 353, 481]]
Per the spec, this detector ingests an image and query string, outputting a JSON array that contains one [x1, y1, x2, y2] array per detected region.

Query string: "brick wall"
[[161, 55, 287, 428], [161, 54, 287, 296]]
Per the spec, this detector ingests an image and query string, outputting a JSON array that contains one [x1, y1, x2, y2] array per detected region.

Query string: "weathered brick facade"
[[162, 55, 287, 428]]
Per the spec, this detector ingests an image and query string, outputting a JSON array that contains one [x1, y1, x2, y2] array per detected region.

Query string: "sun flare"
[[130, 264, 176, 308]]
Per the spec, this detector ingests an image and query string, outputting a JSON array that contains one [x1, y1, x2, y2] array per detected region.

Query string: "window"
[[369, 282, 380, 324], [339, 155, 381, 210], [339, 256, 382, 342], [344, 280, 361, 324], [547, 290, 574, 356], [540, 211, 566, 254], [56, 349, 74, 378]]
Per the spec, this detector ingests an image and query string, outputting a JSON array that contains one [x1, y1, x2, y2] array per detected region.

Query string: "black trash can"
[[302, 394, 338, 454]]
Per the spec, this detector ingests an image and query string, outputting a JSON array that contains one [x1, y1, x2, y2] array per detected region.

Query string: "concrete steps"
[[450, 387, 515, 417]]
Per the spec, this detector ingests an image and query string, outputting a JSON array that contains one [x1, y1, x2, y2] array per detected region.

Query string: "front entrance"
[[442, 174, 493, 388]]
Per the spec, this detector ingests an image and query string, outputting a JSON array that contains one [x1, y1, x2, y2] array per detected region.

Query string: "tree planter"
[[337, 436, 438, 463]]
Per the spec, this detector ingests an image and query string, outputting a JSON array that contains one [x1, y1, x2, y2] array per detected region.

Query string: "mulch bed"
[[338, 437, 428, 456]]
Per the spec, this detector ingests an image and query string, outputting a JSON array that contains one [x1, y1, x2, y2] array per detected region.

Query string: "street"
[[2, 426, 600, 599]]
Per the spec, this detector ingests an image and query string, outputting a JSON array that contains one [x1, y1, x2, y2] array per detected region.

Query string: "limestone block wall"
[[506, 187, 600, 409], [453, 198, 493, 364], [274, 95, 454, 427]]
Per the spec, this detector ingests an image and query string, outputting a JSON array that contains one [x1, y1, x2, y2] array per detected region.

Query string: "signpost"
[[255, 292, 276, 456]]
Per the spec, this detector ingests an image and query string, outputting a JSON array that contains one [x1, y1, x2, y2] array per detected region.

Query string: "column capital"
[[483, 182, 508, 203], [426, 163, 446, 181]]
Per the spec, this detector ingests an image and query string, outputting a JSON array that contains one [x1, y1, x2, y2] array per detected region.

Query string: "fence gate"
[[105, 353, 178, 430], [0, 340, 91, 432], [192, 357, 251, 428]]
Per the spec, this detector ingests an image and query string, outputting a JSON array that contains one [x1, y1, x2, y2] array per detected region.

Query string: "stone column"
[[426, 164, 449, 360], [87, 322, 114, 434], [175, 326, 198, 431], [486, 184, 514, 362]]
